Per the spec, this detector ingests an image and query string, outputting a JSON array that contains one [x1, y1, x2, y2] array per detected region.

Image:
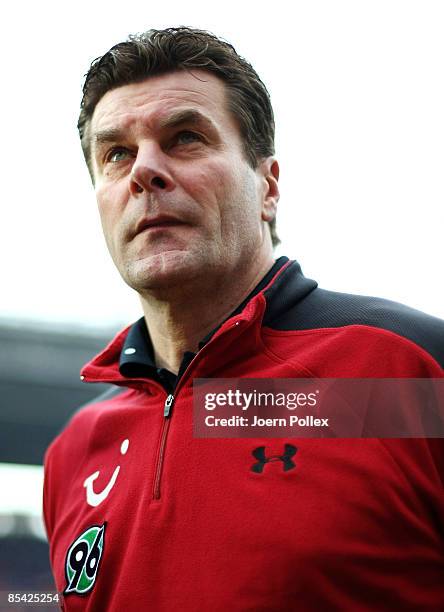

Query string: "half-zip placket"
[[152, 394, 175, 500], [150, 318, 248, 501]]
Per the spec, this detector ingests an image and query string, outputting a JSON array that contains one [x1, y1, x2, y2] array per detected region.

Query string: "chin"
[[123, 250, 207, 292]]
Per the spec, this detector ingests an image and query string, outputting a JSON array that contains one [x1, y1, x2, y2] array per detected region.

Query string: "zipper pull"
[[164, 394, 175, 418]]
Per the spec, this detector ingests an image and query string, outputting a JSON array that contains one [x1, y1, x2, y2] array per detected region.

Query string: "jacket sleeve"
[[42, 445, 55, 543]]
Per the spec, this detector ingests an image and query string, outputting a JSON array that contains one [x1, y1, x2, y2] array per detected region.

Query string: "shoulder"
[[269, 285, 444, 369], [43, 385, 129, 538], [44, 386, 129, 468]]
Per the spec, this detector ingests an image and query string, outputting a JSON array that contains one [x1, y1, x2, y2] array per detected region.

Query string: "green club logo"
[[64, 523, 106, 595]]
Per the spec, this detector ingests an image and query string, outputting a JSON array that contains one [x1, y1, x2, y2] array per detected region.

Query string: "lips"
[[134, 215, 187, 236]]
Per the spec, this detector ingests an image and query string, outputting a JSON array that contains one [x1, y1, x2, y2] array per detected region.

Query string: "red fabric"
[[44, 287, 444, 611]]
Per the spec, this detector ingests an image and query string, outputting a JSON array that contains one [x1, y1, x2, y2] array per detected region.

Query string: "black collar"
[[119, 256, 289, 387]]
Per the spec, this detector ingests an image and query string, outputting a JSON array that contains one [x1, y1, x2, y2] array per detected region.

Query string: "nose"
[[129, 143, 175, 195]]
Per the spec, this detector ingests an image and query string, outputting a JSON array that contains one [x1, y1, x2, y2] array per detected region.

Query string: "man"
[[43, 27, 444, 611]]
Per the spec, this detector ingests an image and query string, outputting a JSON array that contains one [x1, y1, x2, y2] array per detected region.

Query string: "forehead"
[[91, 69, 235, 137]]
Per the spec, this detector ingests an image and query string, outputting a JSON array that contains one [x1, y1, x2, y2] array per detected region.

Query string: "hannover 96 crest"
[[64, 523, 106, 595]]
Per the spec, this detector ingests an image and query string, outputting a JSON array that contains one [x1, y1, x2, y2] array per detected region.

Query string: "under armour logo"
[[251, 444, 298, 473]]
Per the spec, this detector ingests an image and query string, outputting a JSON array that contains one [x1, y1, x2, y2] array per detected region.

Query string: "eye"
[[105, 148, 130, 163], [175, 131, 202, 145]]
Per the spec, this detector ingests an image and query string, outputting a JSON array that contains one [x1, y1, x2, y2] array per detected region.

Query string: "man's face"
[[90, 70, 278, 294]]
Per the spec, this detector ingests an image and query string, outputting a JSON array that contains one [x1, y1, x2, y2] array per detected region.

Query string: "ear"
[[258, 157, 280, 223]]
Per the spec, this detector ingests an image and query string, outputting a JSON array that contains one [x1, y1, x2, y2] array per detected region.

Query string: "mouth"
[[141, 221, 184, 232], [135, 216, 187, 236]]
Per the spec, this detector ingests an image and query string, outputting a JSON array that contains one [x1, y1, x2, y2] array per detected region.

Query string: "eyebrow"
[[93, 127, 125, 147], [92, 109, 217, 149], [158, 109, 215, 131]]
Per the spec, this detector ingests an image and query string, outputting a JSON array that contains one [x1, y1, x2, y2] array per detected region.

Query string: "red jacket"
[[44, 259, 444, 611]]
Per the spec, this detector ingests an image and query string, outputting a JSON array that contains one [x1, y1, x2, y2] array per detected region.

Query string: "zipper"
[[152, 394, 175, 500], [151, 318, 248, 501], [163, 394, 174, 417]]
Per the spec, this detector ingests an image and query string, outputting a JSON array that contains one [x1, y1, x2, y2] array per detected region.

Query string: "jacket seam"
[[262, 324, 444, 374], [258, 330, 319, 378]]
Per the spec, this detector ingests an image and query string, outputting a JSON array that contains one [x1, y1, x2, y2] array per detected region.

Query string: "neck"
[[140, 254, 275, 374]]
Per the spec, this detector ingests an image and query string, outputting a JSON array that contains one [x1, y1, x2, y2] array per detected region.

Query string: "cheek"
[[217, 167, 260, 231], [181, 167, 214, 200], [95, 185, 124, 253], [183, 159, 234, 201]]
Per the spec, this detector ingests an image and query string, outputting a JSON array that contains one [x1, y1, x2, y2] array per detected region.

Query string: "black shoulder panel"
[[267, 285, 444, 368]]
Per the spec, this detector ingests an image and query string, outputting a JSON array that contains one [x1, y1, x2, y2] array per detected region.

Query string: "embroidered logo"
[[251, 444, 298, 473], [64, 523, 106, 596], [84, 439, 129, 507]]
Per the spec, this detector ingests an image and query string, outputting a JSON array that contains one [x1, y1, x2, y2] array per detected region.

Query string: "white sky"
[[1, 0, 443, 328]]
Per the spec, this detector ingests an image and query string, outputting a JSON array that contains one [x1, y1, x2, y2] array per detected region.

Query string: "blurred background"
[[1, 0, 443, 603]]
